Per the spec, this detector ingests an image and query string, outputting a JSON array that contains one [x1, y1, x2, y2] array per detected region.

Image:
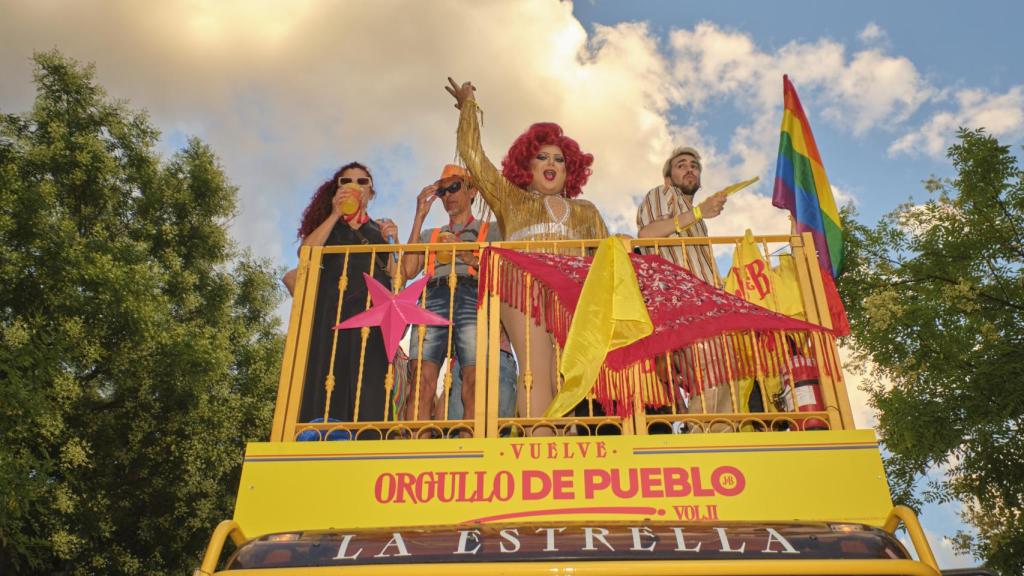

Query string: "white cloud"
[[1, 6, 940, 272], [0, 0, 681, 262], [890, 86, 1024, 157], [830, 183, 858, 208], [824, 50, 934, 135], [661, 22, 933, 219], [858, 22, 887, 44]]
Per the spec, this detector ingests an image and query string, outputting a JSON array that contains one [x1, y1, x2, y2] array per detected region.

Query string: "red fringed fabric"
[[478, 248, 830, 416]]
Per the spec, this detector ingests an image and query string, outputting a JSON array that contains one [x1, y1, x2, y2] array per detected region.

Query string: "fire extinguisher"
[[782, 355, 828, 430]]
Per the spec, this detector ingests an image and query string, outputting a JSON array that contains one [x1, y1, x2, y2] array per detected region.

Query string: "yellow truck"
[[195, 234, 987, 576]]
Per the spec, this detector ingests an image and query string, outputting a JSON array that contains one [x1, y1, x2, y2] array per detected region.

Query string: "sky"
[[3, 0, 1022, 569]]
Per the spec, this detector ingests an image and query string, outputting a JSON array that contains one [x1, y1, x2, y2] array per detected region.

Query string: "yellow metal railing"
[[271, 233, 855, 442], [194, 520, 246, 576]]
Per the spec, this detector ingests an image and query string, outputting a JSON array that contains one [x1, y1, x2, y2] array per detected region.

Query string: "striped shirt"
[[636, 185, 718, 285]]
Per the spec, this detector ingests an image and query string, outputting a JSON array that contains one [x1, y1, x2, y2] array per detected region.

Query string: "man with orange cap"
[[400, 165, 508, 426]]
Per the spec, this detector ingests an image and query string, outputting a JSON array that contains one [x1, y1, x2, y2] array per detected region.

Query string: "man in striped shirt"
[[637, 146, 734, 427], [636, 146, 727, 283]]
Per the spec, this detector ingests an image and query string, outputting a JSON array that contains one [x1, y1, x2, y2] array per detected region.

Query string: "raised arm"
[[446, 77, 525, 235], [400, 183, 440, 279]]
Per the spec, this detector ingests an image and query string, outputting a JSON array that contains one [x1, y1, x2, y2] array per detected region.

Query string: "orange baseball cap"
[[440, 164, 470, 181]]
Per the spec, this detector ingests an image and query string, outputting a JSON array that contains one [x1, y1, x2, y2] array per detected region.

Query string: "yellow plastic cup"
[[339, 183, 362, 215], [435, 231, 457, 264]]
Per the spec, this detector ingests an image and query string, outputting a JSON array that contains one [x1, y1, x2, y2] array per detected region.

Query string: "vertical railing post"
[[270, 246, 315, 441], [479, 247, 499, 438], [280, 245, 326, 443]]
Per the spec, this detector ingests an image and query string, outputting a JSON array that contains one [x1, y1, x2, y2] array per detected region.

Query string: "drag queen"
[[446, 78, 608, 425]]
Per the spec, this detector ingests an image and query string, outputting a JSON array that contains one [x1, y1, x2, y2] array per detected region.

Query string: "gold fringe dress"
[[457, 99, 609, 242]]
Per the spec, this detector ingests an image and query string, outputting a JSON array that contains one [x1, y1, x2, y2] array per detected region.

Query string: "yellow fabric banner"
[[544, 237, 653, 418], [724, 229, 779, 310], [722, 229, 805, 320], [721, 230, 807, 416], [773, 253, 806, 320]]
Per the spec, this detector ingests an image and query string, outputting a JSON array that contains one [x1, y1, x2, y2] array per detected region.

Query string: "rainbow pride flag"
[[772, 75, 843, 278]]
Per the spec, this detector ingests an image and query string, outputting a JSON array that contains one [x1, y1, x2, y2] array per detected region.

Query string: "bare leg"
[[501, 302, 558, 435], [460, 363, 476, 420], [405, 359, 440, 422]]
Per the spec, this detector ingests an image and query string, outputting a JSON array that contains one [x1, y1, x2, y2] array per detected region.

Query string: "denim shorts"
[[448, 350, 518, 419], [408, 278, 479, 367]]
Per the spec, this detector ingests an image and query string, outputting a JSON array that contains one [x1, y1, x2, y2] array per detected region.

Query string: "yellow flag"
[[722, 230, 804, 416], [545, 237, 653, 418], [773, 253, 806, 320], [724, 229, 780, 310]]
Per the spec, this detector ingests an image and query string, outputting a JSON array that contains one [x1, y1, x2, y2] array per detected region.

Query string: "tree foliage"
[[0, 51, 283, 574], [840, 128, 1023, 574]]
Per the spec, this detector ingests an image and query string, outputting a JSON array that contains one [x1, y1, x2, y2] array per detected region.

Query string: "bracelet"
[[692, 205, 703, 222], [673, 214, 683, 235]]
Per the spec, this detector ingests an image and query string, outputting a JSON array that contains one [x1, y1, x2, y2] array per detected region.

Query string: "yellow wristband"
[[692, 205, 703, 222], [673, 214, 683, 235]]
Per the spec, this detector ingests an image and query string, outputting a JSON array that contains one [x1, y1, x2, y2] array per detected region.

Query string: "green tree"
[[840, 128, 1023, 574], [0, 51, 283, 574]]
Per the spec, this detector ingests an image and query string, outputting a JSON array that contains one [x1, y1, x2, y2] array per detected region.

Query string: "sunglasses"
[[435, 180, 464, 197], [338, 176, 372, 187]]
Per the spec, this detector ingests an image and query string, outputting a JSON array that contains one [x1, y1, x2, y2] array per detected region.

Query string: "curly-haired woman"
[[293, 162, 399, 429]]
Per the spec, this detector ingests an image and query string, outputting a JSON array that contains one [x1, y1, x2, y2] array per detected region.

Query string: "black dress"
[[300, 219, 390, 424]]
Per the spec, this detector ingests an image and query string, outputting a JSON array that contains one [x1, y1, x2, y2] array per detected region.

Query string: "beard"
[[672, 177, 701, 197]]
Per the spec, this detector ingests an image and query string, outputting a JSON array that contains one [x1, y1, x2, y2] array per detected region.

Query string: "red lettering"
[[395, 472, 417, 503], [456, 471, 470, 502], [744, 259, 771, 299], [548, 443, 558, 459], [577, 442, 590, 458], [690, 466, 715, 497], [510, 444, 525, 459], [551, 469, 575, 499], [522, 470, 551, 500], [711, 466, 746, 496], [583, 469, 611, 499], [416, 471, 435, 502], [610, 468, 639, 499], [640, 467, 664, 498], [436, 471, 456, 503], [374, 473, 395, 503], [494, 471, 515, 501], [595, 442, 607, 458], [663, 467, 691, 497]]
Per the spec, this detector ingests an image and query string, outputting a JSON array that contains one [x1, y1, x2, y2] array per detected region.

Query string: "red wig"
[[501, 122, 593, 198], [297, 162, 373, 239]]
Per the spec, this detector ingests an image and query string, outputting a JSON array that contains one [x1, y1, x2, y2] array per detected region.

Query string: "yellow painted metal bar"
[[481, 249, 500, 438], [827, 334, 856, 427], [351, 248, 377, 423], [629, 364, 644, 436], [799, 232, 834, 331], [215, 558, 940, 575], [281, 246, 326, 442], [323, 249, 353, 423], [809, 331, 844, 430], [197, 519, 246, 575], [271, 246, 313, 442], [884, 505, 940, 572], [790, 235, 823, 326]]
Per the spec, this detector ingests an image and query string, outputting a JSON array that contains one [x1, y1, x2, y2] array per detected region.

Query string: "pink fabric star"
[[334, 274, 450, 363]]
